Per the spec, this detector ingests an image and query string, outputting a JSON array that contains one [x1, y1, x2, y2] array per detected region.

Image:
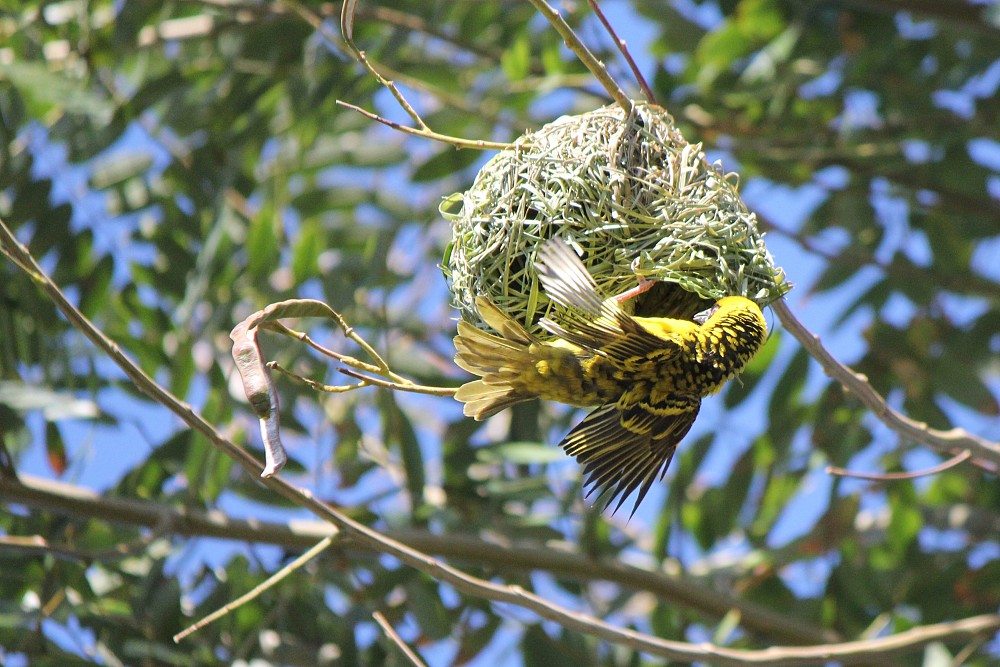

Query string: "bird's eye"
[[693, 304, 719, 324]]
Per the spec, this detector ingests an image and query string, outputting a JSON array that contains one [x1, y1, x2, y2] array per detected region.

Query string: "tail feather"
[[453, 380, 532, 419], [474, 298, 536, 345], [453, 299, 541, 420]]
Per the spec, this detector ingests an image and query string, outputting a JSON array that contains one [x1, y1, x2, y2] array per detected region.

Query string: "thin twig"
[[267, 361, 365, 394], [773, 299, 1000, 469], [827, 450, 971, 481], [334, 101, 511, 151], [0, 472, 840, 646], [526, 0, 632, 113], [286, 0, 511, 151], [174, 536, 334, 642], [338, 368, 457, 397], [587, 0, 656, 104], [266, 362, 455, 398], [4, 220, 998, 664], [266, 319, 394, 379], [373, 611, 429, 667], [336, 0, 426, 128], [951, 635, 989, 667], [0, 513, 173, 563]]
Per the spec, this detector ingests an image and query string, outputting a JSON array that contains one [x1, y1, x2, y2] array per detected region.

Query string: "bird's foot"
[[612, 257, 656, 304]]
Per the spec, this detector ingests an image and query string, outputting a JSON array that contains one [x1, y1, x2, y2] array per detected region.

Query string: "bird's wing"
[[534, 237, 605, 315], [559, 397, 700, 516], [535, 238, 680, 360]]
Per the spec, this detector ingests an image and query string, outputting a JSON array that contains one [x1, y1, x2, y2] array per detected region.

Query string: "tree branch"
[[173, 536, 335, 642], [587, 0, 656, 104], [773, 299, 1000, 468], [313, 0, 512, 150], [4, 220, 998, 664], [525, 0, 633, 113], [373, 610, 429, 667], [0, 472, 836, 647]]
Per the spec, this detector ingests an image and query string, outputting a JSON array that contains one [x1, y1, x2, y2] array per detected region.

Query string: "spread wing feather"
[[534, 238, 605, 315], [534, 239, 684, 363], [558, 400, 699, 516]]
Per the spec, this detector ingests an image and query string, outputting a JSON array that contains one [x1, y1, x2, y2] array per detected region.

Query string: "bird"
[[453, 237, 767, 515]]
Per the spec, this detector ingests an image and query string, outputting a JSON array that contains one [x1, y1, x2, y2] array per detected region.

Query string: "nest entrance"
[[443, 102, 789, 336]]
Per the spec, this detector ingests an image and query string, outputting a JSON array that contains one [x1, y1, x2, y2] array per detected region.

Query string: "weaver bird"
[[453, 238, 767, 514]]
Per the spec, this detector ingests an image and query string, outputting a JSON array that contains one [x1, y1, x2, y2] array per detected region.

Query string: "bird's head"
[[693, 296, 761, 325]]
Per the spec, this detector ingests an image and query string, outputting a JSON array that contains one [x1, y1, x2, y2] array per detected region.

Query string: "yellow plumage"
[[454, 238, 767, 514]]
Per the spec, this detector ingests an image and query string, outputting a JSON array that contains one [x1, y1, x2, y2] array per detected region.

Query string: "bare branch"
[[229, 298, 455, 475], [587, 0, 656, 104], [283, 0, 511, 151], [267, 361, 366, 394], [373, 611, 429, 667], [174, 536, 335, 642], [9, 472, 1000, 663], [4, 219, 998, 664], [0, 513, 173, 563], [827, 450, 971, 481], [332, 102, 511, 151], [0, 472, 831, 646], [337, 368, 456, 397], [266, 320, 387, 377], [525, 0, 633, 113], [773, 299, 1000, 469]]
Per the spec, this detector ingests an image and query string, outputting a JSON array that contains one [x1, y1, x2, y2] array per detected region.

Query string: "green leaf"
[[0, 62, 113, 121], [381, 392, 426, 512], [404, 578, 452, 641], [79, 254, 113, 318], [292, 220, 322, 282], [247, 206, 281, 278], [475, 441, 564, 464], [410, 147, 481, 182], [0, 381, 100, 421], [89, 151, 155, 190], [522, 625, 580, 667], [766, 346, 810, 443], [920, 642, 953, 667], [501, 34, 532, 81], [115, 431, 191, 499]]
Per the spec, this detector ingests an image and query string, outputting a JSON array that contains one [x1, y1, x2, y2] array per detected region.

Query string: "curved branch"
[[773, 299, 1000, 468], [299, 0, 512, 151], [3, 220, 998, 664], [0, 473, 836, 646]]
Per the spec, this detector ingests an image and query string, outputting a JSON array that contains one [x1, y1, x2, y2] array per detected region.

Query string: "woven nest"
[[442, 102, 790, 336]]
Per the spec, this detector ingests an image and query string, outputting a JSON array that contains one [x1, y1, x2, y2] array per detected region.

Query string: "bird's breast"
[[654, 317, 764, 397]]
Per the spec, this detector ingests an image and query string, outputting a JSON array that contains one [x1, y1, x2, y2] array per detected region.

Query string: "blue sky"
[[7, 1, 1000, 664]]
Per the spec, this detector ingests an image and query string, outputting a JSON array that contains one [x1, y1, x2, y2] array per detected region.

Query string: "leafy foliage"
[[1, 1, 998, 665]]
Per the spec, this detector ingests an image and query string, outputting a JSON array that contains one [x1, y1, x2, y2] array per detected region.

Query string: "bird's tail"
[[453, 297, 541, 420]]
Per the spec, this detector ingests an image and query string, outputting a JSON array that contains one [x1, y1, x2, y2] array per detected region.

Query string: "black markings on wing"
[[599, 325, 683, 363], [558, 399, 700, 516]]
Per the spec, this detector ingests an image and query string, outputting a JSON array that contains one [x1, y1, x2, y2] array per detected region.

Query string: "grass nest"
[[442, 101, 790, 336]]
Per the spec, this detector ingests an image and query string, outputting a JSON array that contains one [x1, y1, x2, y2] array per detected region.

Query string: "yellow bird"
[[453, 238, 768, 514]]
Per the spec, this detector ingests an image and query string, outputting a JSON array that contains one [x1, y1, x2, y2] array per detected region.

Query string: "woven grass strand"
[[443, 102, 790, 336]]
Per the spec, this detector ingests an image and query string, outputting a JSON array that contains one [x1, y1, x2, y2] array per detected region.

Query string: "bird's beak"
[[693, 304, 719, 324]]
